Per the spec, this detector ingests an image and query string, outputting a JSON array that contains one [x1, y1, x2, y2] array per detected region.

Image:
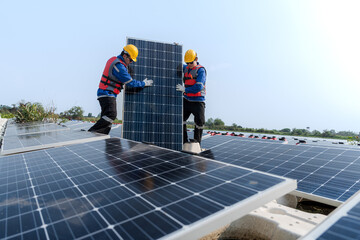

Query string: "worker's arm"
[[112, 63, 146, 88], [185, 68, 206, 94]]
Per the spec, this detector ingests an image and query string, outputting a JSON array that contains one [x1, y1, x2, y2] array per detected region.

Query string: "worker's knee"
[[102, 110, 117, 123], [195, 124, 204, 130]]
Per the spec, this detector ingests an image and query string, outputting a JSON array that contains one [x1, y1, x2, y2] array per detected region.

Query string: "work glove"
[[176, 84, 185, 92], [143, 78, 153, 87]]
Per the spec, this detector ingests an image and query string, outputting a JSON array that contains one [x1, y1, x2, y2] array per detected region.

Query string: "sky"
[[1, 0, 360, 133]]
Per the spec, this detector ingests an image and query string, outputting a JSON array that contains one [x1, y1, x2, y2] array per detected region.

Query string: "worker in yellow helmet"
[[89, 44, 153, 134], [176, 49, 207, 144]]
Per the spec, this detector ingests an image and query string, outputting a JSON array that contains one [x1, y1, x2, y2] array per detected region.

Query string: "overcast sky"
[[1, 0, 359, 132]]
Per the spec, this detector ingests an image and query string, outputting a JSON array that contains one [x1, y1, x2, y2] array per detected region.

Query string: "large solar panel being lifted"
[[122, 37, 183, 151], [200, 135, 360, 206], [0, 138, 296, 240], [1, 130, 109, 155], [302, 190, 360, 240]]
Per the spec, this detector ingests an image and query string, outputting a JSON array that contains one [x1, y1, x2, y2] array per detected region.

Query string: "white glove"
[[143, 78, 153, 87], [176, 84, 185, 92]]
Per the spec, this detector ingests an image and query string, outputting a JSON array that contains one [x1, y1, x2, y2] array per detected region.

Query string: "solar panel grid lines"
[[70, 138, 296, 239], [41, 149, 125, 240], [0, 138, 296, 240], [200, 136, 360, 206], [301, 190, 360, 240], [21, 153, 51, 240], [122, 37, 183, 151]]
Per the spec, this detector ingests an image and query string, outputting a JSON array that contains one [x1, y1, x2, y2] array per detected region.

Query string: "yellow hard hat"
[[123, 44, 138, 62], [184, 49, 197, 63]]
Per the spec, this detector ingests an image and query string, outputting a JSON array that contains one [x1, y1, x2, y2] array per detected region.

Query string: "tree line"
[[190, 117, 359, 140], [1, 102, 358, 140]]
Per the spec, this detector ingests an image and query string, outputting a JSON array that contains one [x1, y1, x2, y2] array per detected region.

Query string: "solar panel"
[[1, 130, 109, 155], [122, 37, 183, 151], [301, 190, 360, 240], [200, 135, 360, 206], [109, 124, 122, 138], [0, 138, 296, 240], [4, 122, 69, 136], [61, 121, 94, 131], [203, 132, 358, 148]]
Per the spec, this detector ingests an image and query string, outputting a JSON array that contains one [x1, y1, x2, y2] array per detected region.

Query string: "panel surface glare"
[[4, 122, 68, 136], [1, 129, 109, 155]]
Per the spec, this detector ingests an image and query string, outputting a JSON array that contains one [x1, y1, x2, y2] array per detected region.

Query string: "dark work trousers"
[[88, 97, 117, 134], [183, 98, 205, 144]]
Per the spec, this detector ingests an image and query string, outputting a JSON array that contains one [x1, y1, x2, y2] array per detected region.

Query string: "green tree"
[[280, 128, 291, 133], [61, 106, 84, 120], [291, 128, 310, 136], [213, 118, 225, 126], [206, 118, 214, 127], [321, 129, 336, 138], [312, 130, 321, 136], [15, 102, 46, 123]]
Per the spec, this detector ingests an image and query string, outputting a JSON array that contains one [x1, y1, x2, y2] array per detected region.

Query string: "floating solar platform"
[[302, 190, 360, 240], [122, 37, 183, 151], [4, 122, 69, 136], [0, 138, 296, 240], [1, 130, 109, 156], [200, 135, 360, 206]]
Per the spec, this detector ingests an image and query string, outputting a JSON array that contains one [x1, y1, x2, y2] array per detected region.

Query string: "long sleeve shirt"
[[97, 55, 144, 98], [183, 63, 206, 102]]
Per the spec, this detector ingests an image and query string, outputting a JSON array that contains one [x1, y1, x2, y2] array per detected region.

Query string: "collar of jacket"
[[117, 55, 127, 66], [186, 62, 200, 70]]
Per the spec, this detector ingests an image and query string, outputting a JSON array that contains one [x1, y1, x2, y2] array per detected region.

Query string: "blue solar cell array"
[[200, 135, 360, 204], [302, 190, 360, 240], [122, 38, 183, 151], [0, 138, 295, 240]]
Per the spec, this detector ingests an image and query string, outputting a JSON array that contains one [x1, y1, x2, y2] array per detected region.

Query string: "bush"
[[0, 113, 15, 118], [348, 136, 360, 145], [60, 106, 84, 120], [15, 102, 57, 123]]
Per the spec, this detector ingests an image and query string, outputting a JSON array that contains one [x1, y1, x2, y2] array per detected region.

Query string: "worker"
[[88, 44, 153, 134], [176, 49, 206, 144]]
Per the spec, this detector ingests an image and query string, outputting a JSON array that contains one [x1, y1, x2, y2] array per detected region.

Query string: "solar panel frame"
[[122, 37, 183, 151], [200, 135, 360, 206], [0, 137, 296, 240], [301, 190, 360, 240]]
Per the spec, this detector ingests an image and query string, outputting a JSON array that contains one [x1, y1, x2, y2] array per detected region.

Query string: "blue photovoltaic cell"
[[122, 38, 183, 151], [302, 190, 360, 240], [0, 137, 295, 240], [200, 135, 360, 204]]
